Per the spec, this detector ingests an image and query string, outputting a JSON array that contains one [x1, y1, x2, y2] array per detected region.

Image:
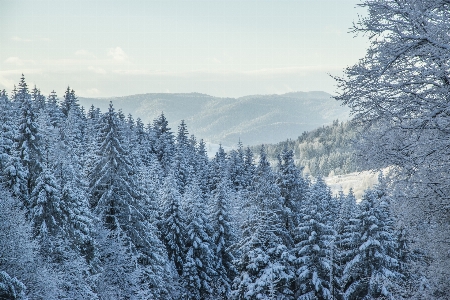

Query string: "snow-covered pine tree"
[[309, 176, 338, 227], [342, 186, 402, 299], [195, 139, 210, 197], [182, 179, 216, 299], [242, 147, 256, 191], [293, 179, 335, 300], [14, 75, 42, 201], [210, 177, 237, 298], [29, 164, 63, 249], [175, 120, 194, 194], [46, 90, 65, 128], [233, 146, 294, 299], [209, 144, 228, 193], [61, 86, 79, 117], [159, 171, 186, 276], [228, 140, 246, 192], [153, 113, 175, 174], [334, 189, 358, 299], [276, 148, 308, 237], [30, 85, 46, 112]]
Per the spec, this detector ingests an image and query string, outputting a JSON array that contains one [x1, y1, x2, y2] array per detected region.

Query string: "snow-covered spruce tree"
[[293, 180, 335, 300], [29, 164, 63, 250], [334, 189, 359, 299], [195, 139, 210, 197], [30, 85, 46, 112], [175, 120, 195, 194], [90, 102, 170, 298], [0, 91, 24, 194], [84, 104, 102, 195], [341, 187, 402, 299], [228, 141, 246, 192], [309, 176, 338, 227], [208, 144, 228, 193], [61, 86, 79, 117], [0, 88, 28, 202], [210, 177, 237, 298], [242, 147, 256, 191], [153, 113, 175, 174], [14, 75, 42, 201], [181, 179, 216, 299], [276, 148, 308, 237], [46, 90, 65, 128], [136, 155, 162, 225], [159, 171, 187, 277], [232, 146, 294, 299], [54, 112, 96, 262]]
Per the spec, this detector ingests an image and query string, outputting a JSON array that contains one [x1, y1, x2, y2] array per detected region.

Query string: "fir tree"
[[293, 189, 335, 300], [334, 189, 358, 299], [195, 139, 210, 197], [46, 90, 64, 128], [211, 177, 237, 298], [31, 85, 46, 111], [61, 86, 79, 117], [175, 120, 194, 194], [182, 179, 216, 299], [159, 171, 186, 276], [277, 148, 308, 237], [209, 144, 228, 192], [14, 75, 42, 200], [153, 113, 175, 174], [243, 147, 256, 190], [342, 186, 402, 299], [228, 140, 246, 192]]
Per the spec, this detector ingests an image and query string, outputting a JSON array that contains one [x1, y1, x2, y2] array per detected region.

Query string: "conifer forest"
[[1, 0, 450, 299]]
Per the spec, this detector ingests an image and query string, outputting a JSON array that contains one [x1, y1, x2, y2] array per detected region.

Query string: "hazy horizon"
[[1, 0, 367, 98]]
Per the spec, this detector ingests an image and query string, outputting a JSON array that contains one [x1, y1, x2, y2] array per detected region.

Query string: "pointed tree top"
[[108, 101, 114, 112]]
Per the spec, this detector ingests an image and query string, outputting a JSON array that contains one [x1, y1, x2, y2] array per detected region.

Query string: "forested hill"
[[251, 120, 361, 177], [79, 91, 350, 146]]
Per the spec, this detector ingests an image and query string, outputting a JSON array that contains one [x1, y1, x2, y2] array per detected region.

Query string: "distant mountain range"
[[79, 91, 350, 146]]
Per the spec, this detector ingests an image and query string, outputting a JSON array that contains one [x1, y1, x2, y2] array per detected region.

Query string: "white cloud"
[[88, 66, 107, 74], [4, 57, 35, 66], [75, 49, 96, 58], [4, 57, 24, 65], [107, 47, 128, 61], [85, 88, 100, 96], [0, 76, 15, 90], [11, 36, 32, 42]]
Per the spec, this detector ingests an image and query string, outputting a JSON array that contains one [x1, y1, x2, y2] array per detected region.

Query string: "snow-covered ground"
[[205, 142, 234, 158], [324, 169, 389, 200]]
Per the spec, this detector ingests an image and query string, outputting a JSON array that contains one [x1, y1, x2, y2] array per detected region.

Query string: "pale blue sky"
[[0, 0, 367, 98]]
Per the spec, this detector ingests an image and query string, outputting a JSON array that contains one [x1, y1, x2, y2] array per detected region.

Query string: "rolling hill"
[[79, 91, 350, 146]]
